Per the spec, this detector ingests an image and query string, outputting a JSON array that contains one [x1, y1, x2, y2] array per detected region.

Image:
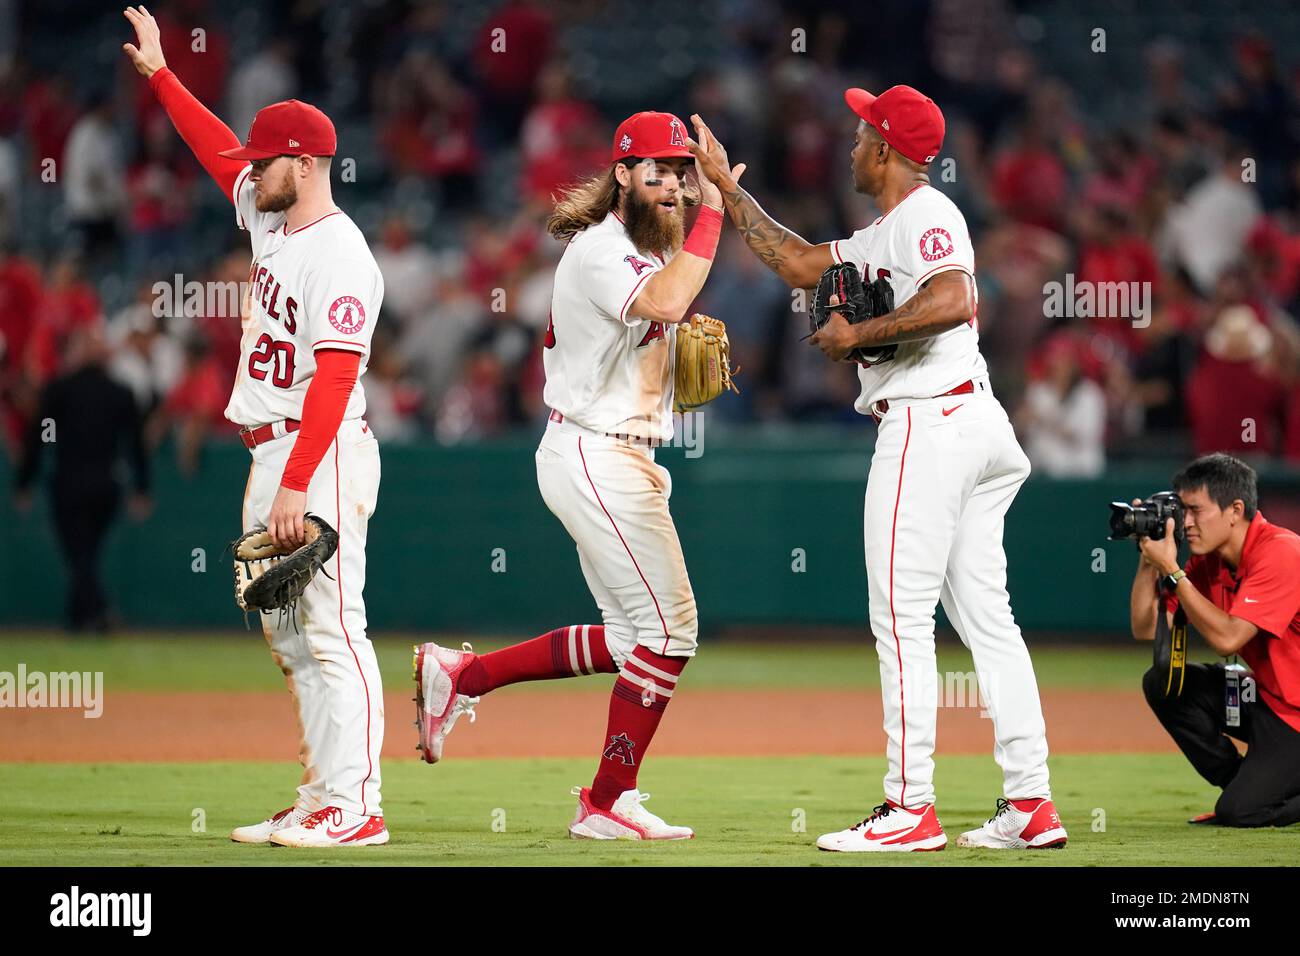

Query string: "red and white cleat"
[[268, 806, 389, 847], [957, 797, 1068, 849], [230, 806, 310, 844], [816, 801, 947, 852], [413, 641, 480, 764], [568, 787, 694, 841]]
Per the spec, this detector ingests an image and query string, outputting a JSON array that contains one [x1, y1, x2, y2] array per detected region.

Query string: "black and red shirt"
[[1171, 512, 1300, 732]]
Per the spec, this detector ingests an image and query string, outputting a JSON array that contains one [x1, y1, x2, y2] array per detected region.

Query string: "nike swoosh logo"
[[864, 827, 913, 841], [326, 823, 365, 839], [942, 405, 963, 416], [1244, 598, 1258, 603]]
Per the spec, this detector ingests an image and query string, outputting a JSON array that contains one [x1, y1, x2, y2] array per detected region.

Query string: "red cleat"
[[413, 642, 480, 764], [816, 801, 947, 852], [957, 797, 1068, 849]]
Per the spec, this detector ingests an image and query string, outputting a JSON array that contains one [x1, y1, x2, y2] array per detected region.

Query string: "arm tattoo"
[[853, 277, 970, 347], [720, 181, 803, 277]]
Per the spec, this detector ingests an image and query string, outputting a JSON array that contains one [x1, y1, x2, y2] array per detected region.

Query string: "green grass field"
[[1, 632, 1289, 866], [3, 757, 1296, 866]]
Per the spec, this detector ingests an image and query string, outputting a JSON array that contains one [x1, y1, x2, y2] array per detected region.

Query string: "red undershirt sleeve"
[[147, 66, 246, 201], [280, 350, 361, 492]]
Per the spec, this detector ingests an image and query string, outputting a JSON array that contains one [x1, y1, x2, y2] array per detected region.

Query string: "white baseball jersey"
[[226, 169, 387, 819], [226, 166, 384, 427], [831, 183, 986, 413], [543, 211, 676, 441], [839, 185, 1052, 810]]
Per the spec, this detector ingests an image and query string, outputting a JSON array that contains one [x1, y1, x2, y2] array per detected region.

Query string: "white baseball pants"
[[242, 417, 385, 817], [864, 382, 1051, 808], [536, 421, 698, 664]]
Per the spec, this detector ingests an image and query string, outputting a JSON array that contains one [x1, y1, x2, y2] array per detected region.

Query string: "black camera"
[[1108, 491, 1185, 542]]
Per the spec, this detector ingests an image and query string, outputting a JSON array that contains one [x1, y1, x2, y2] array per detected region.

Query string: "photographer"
[[1131, 453, 1300, 827]]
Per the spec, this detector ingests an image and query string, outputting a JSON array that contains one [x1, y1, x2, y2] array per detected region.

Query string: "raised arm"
[[123, 5, 245, 201], [627, 207, 722, 324], [689, 114, 834, 289], [627, 120, 735, 324]]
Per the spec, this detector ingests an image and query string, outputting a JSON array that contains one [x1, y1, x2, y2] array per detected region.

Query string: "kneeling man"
[[1133, 453, 1300, 827]]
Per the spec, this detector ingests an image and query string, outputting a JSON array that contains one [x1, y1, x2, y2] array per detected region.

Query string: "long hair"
[[546, 160, 702, 242], [547, 165, 622, 242]]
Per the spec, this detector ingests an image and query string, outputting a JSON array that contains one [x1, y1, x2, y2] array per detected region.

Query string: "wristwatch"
[[1165, 568, 1187, 589]]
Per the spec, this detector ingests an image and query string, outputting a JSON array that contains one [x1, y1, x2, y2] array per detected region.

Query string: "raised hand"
[[122, 6, 167, 78], [687, 114, 746, 196]]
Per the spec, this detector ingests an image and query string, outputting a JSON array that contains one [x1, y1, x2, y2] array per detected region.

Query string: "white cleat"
[[568, 787, 694, 841], [268, 806, 389, 847], [816, 801, 947, 852], [956, 797, 1068, 849], [230, 806, 311, 844], [413, 641, 480, 764]]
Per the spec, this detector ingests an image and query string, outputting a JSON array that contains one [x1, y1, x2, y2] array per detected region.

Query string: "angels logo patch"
[[603, 733, 636, 766], [919, 227, 954, 262], [328, 295, 366, 334], [668, 117, 686, 147]]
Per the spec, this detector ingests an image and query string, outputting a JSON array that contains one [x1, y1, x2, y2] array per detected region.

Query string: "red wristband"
[[148, 66, 175, 91], [682, 205, 723, 261]]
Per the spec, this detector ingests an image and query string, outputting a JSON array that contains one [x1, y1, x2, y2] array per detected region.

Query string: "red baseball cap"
[[218, 99, 337, 160], [610, 111, 692, 163], [844, 85, 945, 166]]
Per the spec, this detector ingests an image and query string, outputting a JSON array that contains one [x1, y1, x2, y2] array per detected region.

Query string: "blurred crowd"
[[3, 0, 1300, 481]]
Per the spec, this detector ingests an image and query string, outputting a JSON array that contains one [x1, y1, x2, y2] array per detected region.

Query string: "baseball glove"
[[673, 313, 740, 412], [810, 262, 897, 365], [232, 514, 338, 613]]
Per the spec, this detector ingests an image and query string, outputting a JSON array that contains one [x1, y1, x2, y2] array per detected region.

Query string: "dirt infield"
[[0, 688, 1176, 762]]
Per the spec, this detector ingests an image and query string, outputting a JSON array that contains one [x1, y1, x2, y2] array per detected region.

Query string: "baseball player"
[[124, 6, 387, 847], [693, 88, 1068, 851], [415, 111, 740, 840]]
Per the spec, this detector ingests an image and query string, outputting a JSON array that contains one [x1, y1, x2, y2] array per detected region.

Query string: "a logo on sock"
[[603, 732, 637, 766]]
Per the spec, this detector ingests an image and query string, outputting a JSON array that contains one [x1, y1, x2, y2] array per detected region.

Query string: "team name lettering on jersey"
[[252, 265, 298, 332], [637, 321, 666, 347]]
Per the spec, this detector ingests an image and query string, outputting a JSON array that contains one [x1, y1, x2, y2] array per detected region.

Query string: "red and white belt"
[[548, 409, 657, 447], [239, 418, 300, 449], [870, 379, 985, 423]]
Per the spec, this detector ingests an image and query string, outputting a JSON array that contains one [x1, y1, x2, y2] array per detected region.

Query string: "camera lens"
[[1108, 502, 1136, 540]]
